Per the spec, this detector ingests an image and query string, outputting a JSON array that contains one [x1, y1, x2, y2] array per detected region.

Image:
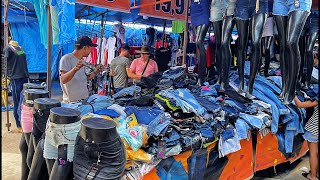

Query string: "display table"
[[142, 132, 308, 180]]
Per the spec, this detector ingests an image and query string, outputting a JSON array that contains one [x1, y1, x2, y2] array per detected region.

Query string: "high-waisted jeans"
[[73, 136, 126, 180]]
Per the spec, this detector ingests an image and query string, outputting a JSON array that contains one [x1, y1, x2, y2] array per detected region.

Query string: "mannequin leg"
[[220, 16, 235, 91], [27, 135, 35, 169], [212, 21, 223, 84], [283, 11, 309, 104], [46, 159, 55, 175], [20, 135, 30, 180], [28, 139, 49, 180], [49, 161, 73, 180], [274, 15, 288, 99], [235, 19, 249, 93], [298, 36, 307, 84], [195, 24, 210, 85], [264, 36, 273, 77], [246, 13, 267, 95], [304, 32, 318, 89], [24, 133, 31, 146]]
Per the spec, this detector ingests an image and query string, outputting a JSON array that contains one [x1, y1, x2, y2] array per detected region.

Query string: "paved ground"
[[1, 81, 312, 180]]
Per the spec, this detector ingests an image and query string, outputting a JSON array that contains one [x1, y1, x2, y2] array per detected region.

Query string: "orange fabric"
[[142, 168, 160, 180], [139, 0, 188, 20], [219, 138, 254, 180], [76, 0, 130, 12], [255, 133, 288, 172], [173, 150, 193, 173]]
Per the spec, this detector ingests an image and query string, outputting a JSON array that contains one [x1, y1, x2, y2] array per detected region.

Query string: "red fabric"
[[155, 40, 168, 49], [206, 36, 215, 68], [91, 37, 98, 65]]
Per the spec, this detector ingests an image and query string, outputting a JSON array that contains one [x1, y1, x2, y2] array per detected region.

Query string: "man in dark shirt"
[[3, 40, 29, 132]]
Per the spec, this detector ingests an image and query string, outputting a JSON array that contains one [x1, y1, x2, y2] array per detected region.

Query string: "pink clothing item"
[[21, 104, 34, 133], [130, 57, 158, 77]]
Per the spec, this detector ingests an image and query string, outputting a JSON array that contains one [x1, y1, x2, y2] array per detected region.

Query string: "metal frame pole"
[[182, 0, 190, 65], [47, 4, 52, 97]]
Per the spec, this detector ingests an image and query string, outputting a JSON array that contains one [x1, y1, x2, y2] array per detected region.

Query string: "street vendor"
[[59, 36, 103, 103], [128, 45, 158, 80]]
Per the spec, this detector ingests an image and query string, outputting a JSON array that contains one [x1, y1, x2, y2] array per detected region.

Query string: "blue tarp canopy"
[[2, 0, 178, 79], [3, 1, 172, 26]]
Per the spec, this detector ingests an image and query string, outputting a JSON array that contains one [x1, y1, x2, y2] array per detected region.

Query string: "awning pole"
[[4, 0, 11, 131], [182, 0, 190, 65], [162, 19, 167, 47], [47, 4, 52, 97]]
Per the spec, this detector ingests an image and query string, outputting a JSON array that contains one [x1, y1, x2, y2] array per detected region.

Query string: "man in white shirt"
[[59, 36, 103, 102]]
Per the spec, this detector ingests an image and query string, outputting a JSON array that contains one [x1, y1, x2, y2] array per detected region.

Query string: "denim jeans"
[[73, 136, 126, 180], [187, 149, 207, 180], [10, 77, 28, 128], [210, 0, 236, 21], [239, 112, 268, 129], [267, 76, 283, 89], [112, 86, 141, 99], [195, 96, 221, 114], [162, 67, 185, 80], [273, 0, 312, 16], [156, 158, 188, 180], [124, 106, 164, 125], [235, 0, 268, 20], [43, 120, 81, 161], [147, 115, 171, 137], [218, 128, 241, 157], [200, 85, 218, 97], [61, 95, 114, 116], [235, 118, 251, 140], [159, 89, 207, 117]]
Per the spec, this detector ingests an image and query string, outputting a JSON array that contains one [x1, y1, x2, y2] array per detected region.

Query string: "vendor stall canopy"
[[3, 0, 174, 26]]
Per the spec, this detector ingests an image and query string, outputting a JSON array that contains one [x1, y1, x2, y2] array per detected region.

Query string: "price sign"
[[76, 0, 130, 12], [140, 0, 190, 21]]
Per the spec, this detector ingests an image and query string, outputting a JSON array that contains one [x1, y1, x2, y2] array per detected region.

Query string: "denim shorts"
[[301, 11, 319, 35], [273, 0, 312, 16], [210, 0, 236, 22], [235, 0, 268, 20], [303, 130, 318, 143]]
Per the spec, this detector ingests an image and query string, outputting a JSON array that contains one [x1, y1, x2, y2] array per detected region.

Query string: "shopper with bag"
[[128, 46, 158, 81]]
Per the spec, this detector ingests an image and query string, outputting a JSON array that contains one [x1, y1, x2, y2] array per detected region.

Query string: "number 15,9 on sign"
[[155, 0, 185, 16]]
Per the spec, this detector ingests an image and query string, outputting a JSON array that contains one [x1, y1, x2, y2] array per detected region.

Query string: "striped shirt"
[[305, 105, 319, 136]]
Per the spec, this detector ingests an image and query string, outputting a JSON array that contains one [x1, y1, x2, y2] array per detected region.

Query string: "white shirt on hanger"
[[106, 36, 117, 65]]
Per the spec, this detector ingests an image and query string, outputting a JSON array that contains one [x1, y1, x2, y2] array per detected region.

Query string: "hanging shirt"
[[112, 23, 126, 43], [91, 37, 98, 64], [190, 0, 211, 27], [146, 27, 156, 47], [172, 21, 185, 33], [106, 37, 117, 65], [155, 47, 171, 72], [3, 45, 29, 79], [97, 37, 107, 64]]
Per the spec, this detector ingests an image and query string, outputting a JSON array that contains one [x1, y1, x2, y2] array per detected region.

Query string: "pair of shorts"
[[301, 11, 319, 36], [235, 0, 268, 20], [190, 0, 211, 27], [303, 130, 318, 143], [210, 0, 236, 22], [273, 0, 312, 16]]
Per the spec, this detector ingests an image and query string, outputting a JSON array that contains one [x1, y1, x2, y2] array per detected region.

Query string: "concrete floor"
[[0, 81, 312, 180]]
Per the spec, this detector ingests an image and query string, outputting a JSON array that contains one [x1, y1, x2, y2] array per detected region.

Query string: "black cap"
[[75, 36, 97, 47], [121, 44, 130, 51]]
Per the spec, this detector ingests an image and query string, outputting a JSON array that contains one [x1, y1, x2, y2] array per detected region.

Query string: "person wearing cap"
[[59, 36, 103, 103], [128, 46, 158, 80], [3, 39, 29, 132], [110, 45, 131, 92]]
